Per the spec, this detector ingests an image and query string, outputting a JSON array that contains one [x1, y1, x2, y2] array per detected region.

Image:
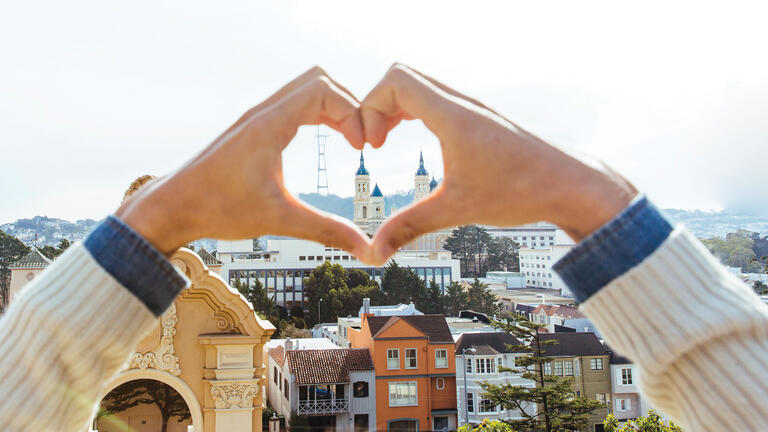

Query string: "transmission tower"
[[316, 126, 329, 195]]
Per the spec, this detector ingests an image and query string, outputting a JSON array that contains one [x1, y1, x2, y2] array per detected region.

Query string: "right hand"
[[361, 64, 638, 264]]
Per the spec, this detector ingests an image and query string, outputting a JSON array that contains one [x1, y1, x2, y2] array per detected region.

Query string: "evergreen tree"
[[38, 238, 72, 260], [380, 260, 425, 305], [419, 280, 445, 314], [466, 278, 500, 315], [232, 278, 279, 330], [445, 226, 474, 276], [487, 237, 520, 272], [443, 281, 468, 316], [480, 314, 604, 432], [0, 231, 30, 311], [604, 409, 683, 432], [99, 379, 190, 432], [304, 262, 384, 325]]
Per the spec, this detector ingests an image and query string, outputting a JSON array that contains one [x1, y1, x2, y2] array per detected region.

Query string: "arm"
[[363, 64, 768, 430], [0, 67, 371, 431]]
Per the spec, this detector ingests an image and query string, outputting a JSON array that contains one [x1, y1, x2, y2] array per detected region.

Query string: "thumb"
[[370, 191, 455, 265]]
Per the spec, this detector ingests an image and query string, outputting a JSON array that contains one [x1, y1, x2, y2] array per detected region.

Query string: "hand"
[[361, 64, 638, 264], [116, 67, 372, 258]]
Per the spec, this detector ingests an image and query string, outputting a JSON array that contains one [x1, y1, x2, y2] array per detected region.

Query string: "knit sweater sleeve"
[[555, 197, 768, 430], [0, 217, 188, 431]]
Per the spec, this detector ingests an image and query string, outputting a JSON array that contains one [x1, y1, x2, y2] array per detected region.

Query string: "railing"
[[297, 399, 349, 416]]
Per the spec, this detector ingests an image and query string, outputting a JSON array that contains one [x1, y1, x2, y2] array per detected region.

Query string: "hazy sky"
[[2, 1, 767, 223]]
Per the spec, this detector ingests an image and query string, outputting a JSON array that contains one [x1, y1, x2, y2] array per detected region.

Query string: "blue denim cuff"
[[83, 215, 188, 316], [553, 195, 673, 303]]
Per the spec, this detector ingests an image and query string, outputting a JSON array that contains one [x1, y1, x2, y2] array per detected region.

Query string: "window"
[[387, 349, 400, 369], [299, 256, 306, 261], [466, 393, 474, 413], [543, 362, 551, 375], [436, 377, 445, 390], [479, 397, 497, 413], [590, 358, 603, 370], [574, 359, 581, 376], [435, 349, 448, 368], [497, 357, 503, 368], [273, 367, 278, 384], [596, 393, 608, 405], [564, 361, 573, 376], [616, 398, 631, 412], [553, 361, 563, 376], [388, 381, 417, 407], [308, 256, 315, 260], [353, 381, 369, 398], [284, 379, 289, 399], [405, 348, 418, 369], [466, 358, 473, 374], [621, 368, 633, 385]]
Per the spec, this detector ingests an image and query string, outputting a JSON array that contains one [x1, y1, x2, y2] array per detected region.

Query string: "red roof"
[[286, 349, 373, 385], [269, 345, 285, 367]]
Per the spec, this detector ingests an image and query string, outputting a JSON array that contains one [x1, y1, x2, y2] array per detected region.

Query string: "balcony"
[[297, 399, 349, 416]]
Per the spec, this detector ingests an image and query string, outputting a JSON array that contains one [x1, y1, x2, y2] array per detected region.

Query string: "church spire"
[[356, 150, 369, 176], [415, 150, 428, 176]]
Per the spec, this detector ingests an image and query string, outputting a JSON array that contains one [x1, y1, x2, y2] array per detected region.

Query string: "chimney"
[[284, 337, 292, 351], [363, 298, 371, 315]]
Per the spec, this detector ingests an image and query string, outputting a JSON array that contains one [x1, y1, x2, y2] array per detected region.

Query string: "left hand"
[[116, 67, 372, 259]]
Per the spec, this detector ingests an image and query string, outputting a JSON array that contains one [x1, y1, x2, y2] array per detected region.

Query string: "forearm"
[[0, 217, 187, 431], [555, 197, 768, 430]]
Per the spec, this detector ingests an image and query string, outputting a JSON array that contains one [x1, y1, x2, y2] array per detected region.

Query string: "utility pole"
[[316, 126, 329, 195]]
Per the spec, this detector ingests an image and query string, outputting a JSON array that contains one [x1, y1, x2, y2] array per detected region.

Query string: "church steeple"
[[356, 151, 369, 176], [415, 151, 428, 176]]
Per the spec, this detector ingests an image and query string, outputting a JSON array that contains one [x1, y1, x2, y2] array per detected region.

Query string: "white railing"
[[297, 399, 349, 415]]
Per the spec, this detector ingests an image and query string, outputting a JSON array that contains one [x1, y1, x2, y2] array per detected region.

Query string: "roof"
[[416, 151, 428, 176], [286, 348, 373, 384], [356, 151, 369, 176], [366, 314, 453, 343], [606, 345, 633, 365], [429, 177, 438, 191], [455, 332, 522, 355], [515, 304, 536, 314], [269, 345, 285, 367], [536, 332, 608, 357], [11, 248, 52, 269], [532, 304, 585, 319], [196, 247, 222, 266], [370, 183, 383, 197]]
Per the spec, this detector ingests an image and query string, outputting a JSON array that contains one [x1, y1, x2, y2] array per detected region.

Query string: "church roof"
[[371, 183, 383, 197], [416, 151, 428, 176], [429, 177, 438, 191], [196, 247, 222, 266], [356, 151, 369, 176], [11, 248, 52, 269]]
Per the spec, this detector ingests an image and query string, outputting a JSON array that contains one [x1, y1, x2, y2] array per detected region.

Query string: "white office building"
[[518, 245, 574, 296], [483, 223, 574, 248]]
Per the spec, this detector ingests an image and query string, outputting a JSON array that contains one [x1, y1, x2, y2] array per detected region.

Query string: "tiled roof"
[[10, 248, 52, 269], [196, 248, 222, 266], [536, 332, 608, 357], [269, 345, 285, 367], [366, 314, 453, 343], [532, 304, 585, 319], [455, 332, 522, 355], [286, 348, 373, 385]]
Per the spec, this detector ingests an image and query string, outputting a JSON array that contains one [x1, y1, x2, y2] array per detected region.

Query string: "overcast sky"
[[1, 1, 767, 223]]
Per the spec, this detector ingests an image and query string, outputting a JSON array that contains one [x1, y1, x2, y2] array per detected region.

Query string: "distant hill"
[[661, 208, 768, 239], [299, 190, 415, 219], [0, 216, 100, 246]]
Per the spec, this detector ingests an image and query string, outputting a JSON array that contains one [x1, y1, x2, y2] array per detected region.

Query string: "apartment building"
[[267, 339, 376, 431], [454, 332, 536, 426], [349, 314, 458, 432], [538, 332, 612, 432], [519, 245, 573, 294]]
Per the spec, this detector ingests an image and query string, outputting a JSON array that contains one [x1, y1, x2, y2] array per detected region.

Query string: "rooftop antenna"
[[316, 126, 329, 195]]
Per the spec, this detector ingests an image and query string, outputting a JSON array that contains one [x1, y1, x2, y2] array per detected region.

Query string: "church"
[[352, 151, 438, 236]]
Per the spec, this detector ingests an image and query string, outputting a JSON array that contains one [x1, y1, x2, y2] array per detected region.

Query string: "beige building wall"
[[8, 267, 45, 304]]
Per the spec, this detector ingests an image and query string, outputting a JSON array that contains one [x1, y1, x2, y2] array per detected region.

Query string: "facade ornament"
[[129, 303, 181, 376], [211, 382, 259, 409]]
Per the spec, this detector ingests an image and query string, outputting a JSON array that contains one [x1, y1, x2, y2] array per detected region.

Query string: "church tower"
[[413, 151, 431, 202], [353, 151, 371, 232], [368, 183, 386, 234]]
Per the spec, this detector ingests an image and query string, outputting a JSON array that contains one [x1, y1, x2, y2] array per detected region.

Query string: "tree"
[[480, 314, 604, 432], [466, 278, 500, 316], [279, 321, 313, 339], [445, 226, 475, 276], [604, 409, 683, 432], [0, 231, 29, 311], [304, 262, 383, 325], [232, 278, 279, 331], [487, 237, 520, 272], [702, 230, 764, 272], [419, 280, 445, 314], [445, 225, 494, 276], [458, 419, 514, 431], [443, 281, 468, 316], [38, 238, 72, 260], [99, 379, 190, 432], [469, 226, 493, 276], [754, 281, 768, 296], [380, 260, 425, 306]]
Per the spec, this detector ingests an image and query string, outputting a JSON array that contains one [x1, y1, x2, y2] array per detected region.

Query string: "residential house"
[[267, 338, 376, 431], [337, 299, 423, 348], [530, 304, 585, 331], [609, 350, 650, 421], [538, 332, 611, 432], [455, 332, 536, 426], [349, 314, 458, 432]]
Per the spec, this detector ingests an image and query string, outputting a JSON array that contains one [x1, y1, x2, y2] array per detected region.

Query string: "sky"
[[1, 1, 767, 223]]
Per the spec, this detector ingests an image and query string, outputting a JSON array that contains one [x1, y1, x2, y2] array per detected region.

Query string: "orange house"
[[349, 314, 458, 432]]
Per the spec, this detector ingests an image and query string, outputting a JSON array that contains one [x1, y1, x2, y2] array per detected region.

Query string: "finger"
[[270, 75, 365, 149], [273, 194, 373, 263], [369, 191, 456, 265]]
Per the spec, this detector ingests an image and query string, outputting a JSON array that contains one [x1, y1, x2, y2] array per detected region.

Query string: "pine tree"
[[480, 314, 603, 432], [99, 379, 190, 432], [443, 281, 468, 316], [380, 259, 425, 305]]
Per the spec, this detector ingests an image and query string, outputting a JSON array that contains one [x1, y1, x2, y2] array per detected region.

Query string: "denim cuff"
[[83, 215, 189, 316], [553, 195, 673, 303]]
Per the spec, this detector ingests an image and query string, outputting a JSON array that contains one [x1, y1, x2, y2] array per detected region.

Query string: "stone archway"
[[98, 369, 203, 432]]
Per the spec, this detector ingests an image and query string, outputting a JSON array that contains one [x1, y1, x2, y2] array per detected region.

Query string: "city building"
[[218, 238, 460, 309], [538, 332, 612, 432], [311, 323, 340, 345], [6, 247, 51, 308], [608, 349, 650, 422], [491, 288, 574, 316], [455, 332, 536, 425], [530, 304, 586, 331], [483, 222, 574, 248], [519, 245, 574, 294], [349, 314, 458, 431], [267, 338, 376, 431]]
